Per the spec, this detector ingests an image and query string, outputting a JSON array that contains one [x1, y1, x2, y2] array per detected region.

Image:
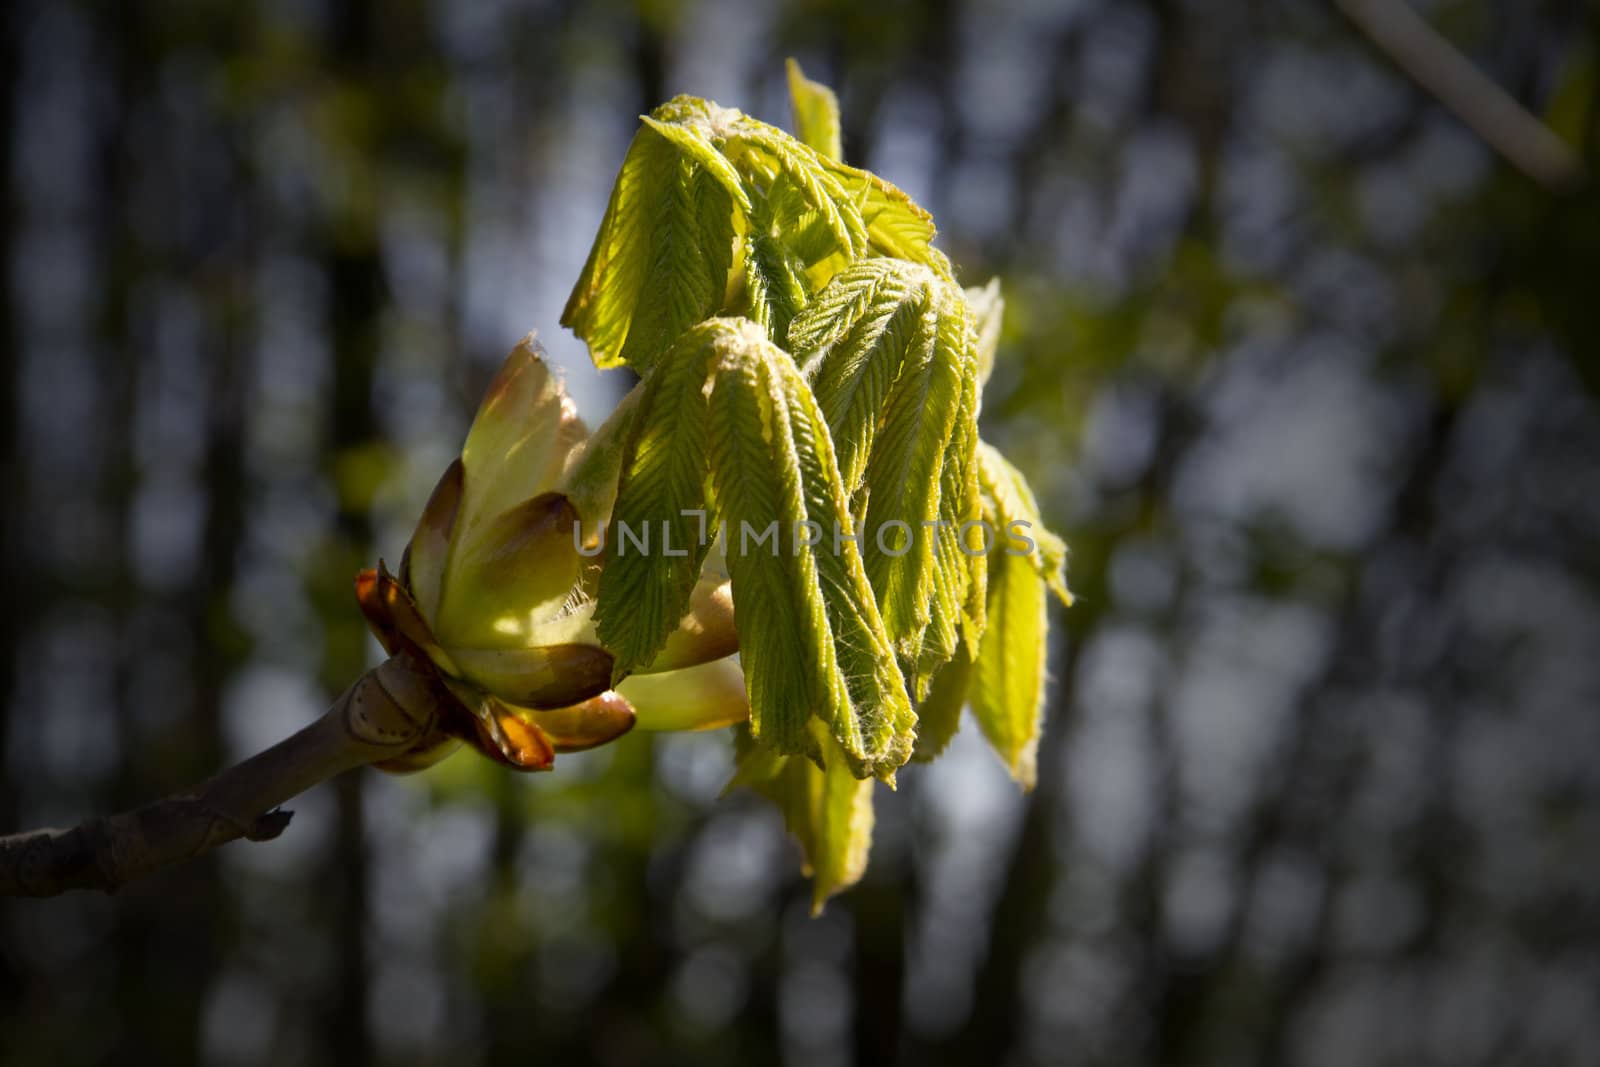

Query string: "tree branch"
[[1334, 0, 1585, 193], [0, 653, 442, 897]]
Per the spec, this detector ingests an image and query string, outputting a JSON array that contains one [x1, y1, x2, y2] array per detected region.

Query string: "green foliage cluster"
[[564, 63, 1071, 906]]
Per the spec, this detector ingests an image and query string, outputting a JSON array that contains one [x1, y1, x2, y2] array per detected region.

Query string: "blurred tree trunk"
[[850, 867, 907, 1065], [0, 0, 19, 857], [944, 646, 1083, 1067], [0, 0, 22, 1022], [320, 3, 385, 1063], [91, 8, 226, 1062]]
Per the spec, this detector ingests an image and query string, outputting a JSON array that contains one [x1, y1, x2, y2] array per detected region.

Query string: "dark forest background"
[[3, 1, 1600, 1065]]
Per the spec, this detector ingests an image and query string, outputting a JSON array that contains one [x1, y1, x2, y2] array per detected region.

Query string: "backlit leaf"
[[967, 277, 1004, 388], [912, 647, 972, 762], [858, 284, 974, 655], [823, 161, 953, 278], [793, 259, 932, 490], [701, 318, 913, 777], [786, 58, 843, 161], [976, 440, 1073, 607], [969, 543, 1048, 789], [562, 108, 738, 373], [567, 94, 877, 366], [595, 327, 722, 679], [741, 723, 876, 913]]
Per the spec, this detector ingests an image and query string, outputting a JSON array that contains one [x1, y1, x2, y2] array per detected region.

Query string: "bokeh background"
[[3, 0, 1600, 1064]]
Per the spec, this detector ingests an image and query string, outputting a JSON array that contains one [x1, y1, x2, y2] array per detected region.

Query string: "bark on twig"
[[0, 654, 440, 897]]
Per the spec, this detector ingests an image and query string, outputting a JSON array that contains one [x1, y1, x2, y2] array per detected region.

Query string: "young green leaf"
[[792, 259, 933, 490], [561, 124, 670, 369], [701, 319, 913, 777], [857, 285, 974, 655], [969, 542, 1049, 789], [567, 94, 881, 367], [804, 733, 876, 914], [738, 194, 812, 346], [638, 112, 749, 205], [703, 326, 831, 763], [741, 723, 876, 913], [949, 340, 988, 652], [912, 647, 972, 762], [788, 344, 918, 775], [912, 522, 968, 694], [626, 160, 737, 373], [913, 356, 984, 687], [976, 441, 1073, 607], [722, 125, 865, 263], [790, 262, 980, 663], [732, 168, 856, 331], [967, 277, 1004, 387], [594, 328, 724, 680], [967, 446, 1070, 787], [786, 58, 843, 161], [562, 106, 738, 374], [822, 161, 953, 278], [780, 62, 949, 280]]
